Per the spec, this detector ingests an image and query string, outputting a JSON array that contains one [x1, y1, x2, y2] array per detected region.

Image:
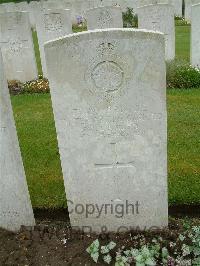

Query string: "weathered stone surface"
[[191, 3, 200, 67], [42, 0, 72, 11], [0, 50, 35, 232], [45, 29, 168, 232], [185, 0, 200, 21], [171, 0, 182, 16], [137, 3, 175, 61], [136, 0, 182, 16], [1, 2, 16, 12], [0, 5, 6, 13], [0, 12, 37, 82], [137, 0, 168, 7], [54, 0, 138, 24], [15, 1, 28, 12], [36, 8, 72, 77], [28, 1, 41, 28], [86, 6, 123, 30]]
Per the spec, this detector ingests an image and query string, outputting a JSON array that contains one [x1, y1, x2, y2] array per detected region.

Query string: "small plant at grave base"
[[22, 78, 50, 94], [167, 60, 200, 89], [7, 80, 23, 95], [86, 239, 100, 263], [86, 226, 200, 265], [175, 16, 190, 26], [8, 78, 50, 94], [122, 7, 138, 28], [86, 240, 116, 264]]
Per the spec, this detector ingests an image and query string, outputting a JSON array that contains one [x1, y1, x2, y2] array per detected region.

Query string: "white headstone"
[[136, 0, 182, 16], [191, 3, 200, 67], [0, 4, 6, 13], [138, 4, 175, 61], [185, 0, 200, 21], [15, 1, 28, 12], [28, 1, 41, 29], [0, 12, 38, 82], [0, 49, 35, 232], [137, 0, 168, 8], [45, 29, 168, 232], [42, 0, 71, 10], [36, 8, 72, 78], [2, 2, 16, 12], [86, 6, 123, 30], [171, 0, 182, 16]]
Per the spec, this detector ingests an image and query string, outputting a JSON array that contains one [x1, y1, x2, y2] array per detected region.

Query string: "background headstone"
[[184, 0, 200, 21], [36, 8, 72, 78], [1, 2, 16, 12], [0, 11, 38, 82], [136, 0, 182, 16], [0, 5, 6, 14], [171, 0, 182, 17], [86, 6, 123, 30], [190, 3, 200, 67], [137, 4, 175, 61], [0, 49, 35, 232], [45, 29, 168, 232], [28, 1, 42, 29]]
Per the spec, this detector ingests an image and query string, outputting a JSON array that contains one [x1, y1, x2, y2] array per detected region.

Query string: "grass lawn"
[[11, 94, 65, 208], [32, 30, 43, 77], [10, 25, 199, 208], [175, 25, 191, 62]]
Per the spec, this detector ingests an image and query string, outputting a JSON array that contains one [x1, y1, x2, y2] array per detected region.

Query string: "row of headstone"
[[0, 26, 168, 232], [3, 1, 200, 81], [5, 0, 200, 80], [0, 2, 176, 82], [87, 3, 175, 61], [0, 0, 183, 28]]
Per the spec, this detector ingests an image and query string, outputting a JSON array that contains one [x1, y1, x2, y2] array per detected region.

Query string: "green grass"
[[175, 25, 191, 62], [11, 90, 200, 208], [11, 94, 66, 208], [167, 89, 200, 205], [32, 30, 43, 77]]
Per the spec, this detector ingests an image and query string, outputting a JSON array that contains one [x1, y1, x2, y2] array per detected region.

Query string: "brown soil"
[[0, 214, 199, 266]]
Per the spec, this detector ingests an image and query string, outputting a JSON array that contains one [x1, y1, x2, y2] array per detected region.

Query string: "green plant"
[[86, 240, 116, 264], [22, 78, 49, 93], [175, 16, 190, 26], [86, 239, 100, 263], [188, 226, 200, 265], [122, 7, 138, 28], [167, 60, 200, 89], [86, 227, 200, 265]]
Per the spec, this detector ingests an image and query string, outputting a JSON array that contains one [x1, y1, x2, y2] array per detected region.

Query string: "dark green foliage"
[[122, 7, 138, 28], [175, 16, 190, 26], [167, 60, 200, 89]]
